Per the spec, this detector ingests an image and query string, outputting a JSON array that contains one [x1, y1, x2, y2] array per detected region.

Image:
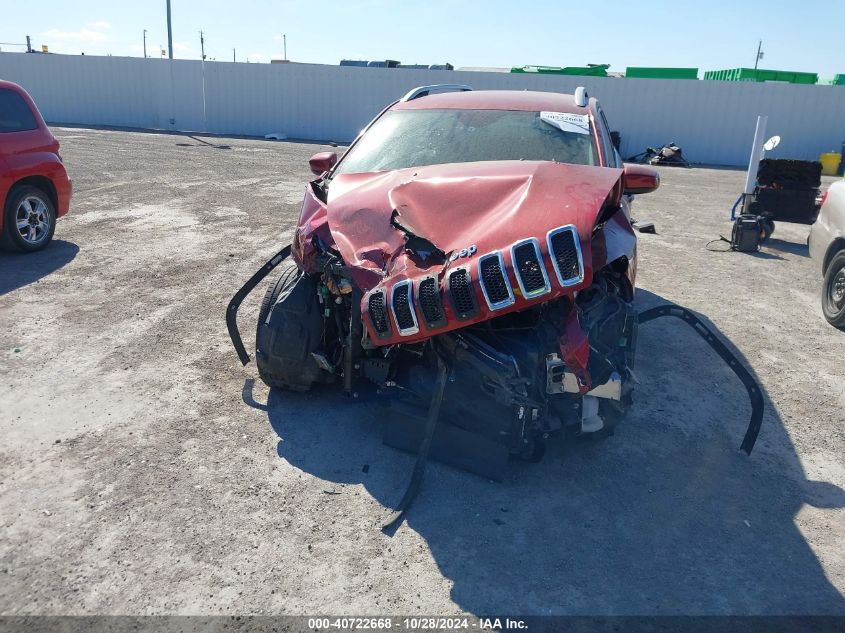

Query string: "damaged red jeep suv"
[[228, 85, 662, 479]]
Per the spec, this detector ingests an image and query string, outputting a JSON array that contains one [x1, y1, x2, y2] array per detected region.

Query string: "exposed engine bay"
[[262, 256, 636, 464]]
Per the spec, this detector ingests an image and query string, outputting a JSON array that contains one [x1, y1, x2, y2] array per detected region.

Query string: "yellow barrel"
[[820, 152, 842, 176]]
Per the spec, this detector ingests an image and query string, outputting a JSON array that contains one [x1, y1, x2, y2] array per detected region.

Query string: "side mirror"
[[623, 164, 660, 195], [309, 151, 337, 176]]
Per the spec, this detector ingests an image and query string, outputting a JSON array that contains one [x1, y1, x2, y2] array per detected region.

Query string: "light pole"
[[754, 40, 764, 70], [199, 30, 207, 131], [166, 0, 173, 59], [143, 29, 147, 58], [283, 34, 287, 60]]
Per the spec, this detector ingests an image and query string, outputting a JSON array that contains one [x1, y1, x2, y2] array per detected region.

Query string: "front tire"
[[255, 266, 328, 391], [822, 250, 845, 329], [1, 185, 56, 253]]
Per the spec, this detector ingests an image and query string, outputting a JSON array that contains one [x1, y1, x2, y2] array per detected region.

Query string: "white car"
[[809, 179, 845, 328]]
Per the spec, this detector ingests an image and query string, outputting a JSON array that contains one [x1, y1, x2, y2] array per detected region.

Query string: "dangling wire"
[[706, 236, 733, 252]]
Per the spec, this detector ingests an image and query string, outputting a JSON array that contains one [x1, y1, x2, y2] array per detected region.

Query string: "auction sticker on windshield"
[[540, 111, 590, 135]]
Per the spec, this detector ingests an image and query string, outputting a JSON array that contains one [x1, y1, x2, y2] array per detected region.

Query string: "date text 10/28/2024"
[[307, 617, 529, 630]]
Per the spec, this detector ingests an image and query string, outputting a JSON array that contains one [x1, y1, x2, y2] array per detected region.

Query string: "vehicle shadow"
[[765, 237, 810, 258], [749, 250, 785, 261], [0, 239, 79, 296], [254, 289, 845, 615]]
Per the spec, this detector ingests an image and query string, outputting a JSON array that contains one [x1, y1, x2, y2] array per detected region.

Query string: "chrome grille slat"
[[390, 280, 419, 336], [418, 276, 446, 328], [511, 238, 551, 298], [478, 251, 514, 310], [367, 289, 390, 337], [547, 225, 584, 287], [447, 266, 477, 319]]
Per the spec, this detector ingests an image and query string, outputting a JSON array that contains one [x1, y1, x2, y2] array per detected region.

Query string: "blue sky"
[[1, 0, 839, 78]]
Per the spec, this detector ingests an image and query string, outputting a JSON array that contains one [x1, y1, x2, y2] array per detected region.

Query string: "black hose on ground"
[[638, 304, 763, 455], [381, 353, 450, 533], [226, 244, 292, 366]]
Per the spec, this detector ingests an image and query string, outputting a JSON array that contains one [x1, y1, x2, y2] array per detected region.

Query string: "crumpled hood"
[[327, 160, 623, 290]]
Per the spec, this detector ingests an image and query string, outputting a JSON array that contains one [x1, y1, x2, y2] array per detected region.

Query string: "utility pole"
[[143, 29, 148, 58], [283, 34, 287, 60], [199, 30, 207, 131], [166, 0, 173, 59], [754, 40, 764, 69], [232, 48, 236, 62]]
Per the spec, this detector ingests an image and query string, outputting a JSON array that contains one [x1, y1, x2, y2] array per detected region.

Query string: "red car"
[[229, 85, 660, 475], [0, 79, 71, 252]]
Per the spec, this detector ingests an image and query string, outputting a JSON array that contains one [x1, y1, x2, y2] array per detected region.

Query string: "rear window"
[[334, 109, 596, 175], [0, 88, 39, 133]]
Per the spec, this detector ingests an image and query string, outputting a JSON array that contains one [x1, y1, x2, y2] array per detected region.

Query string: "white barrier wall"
[[2, 52, 844, 166]]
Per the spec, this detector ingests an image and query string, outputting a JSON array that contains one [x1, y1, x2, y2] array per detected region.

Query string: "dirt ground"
[[1, 127, 843, 616]]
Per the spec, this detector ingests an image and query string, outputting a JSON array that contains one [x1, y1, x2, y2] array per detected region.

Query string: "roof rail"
[[400, 84, 473, 102], [573, 86, 589, 107]]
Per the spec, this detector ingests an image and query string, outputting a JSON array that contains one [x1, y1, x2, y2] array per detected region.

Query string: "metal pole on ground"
[[742, 115, 768, 213], [143, 29, 147, 58]]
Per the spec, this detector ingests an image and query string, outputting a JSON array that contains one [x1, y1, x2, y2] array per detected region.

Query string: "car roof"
[[391, 89, 589, 113]]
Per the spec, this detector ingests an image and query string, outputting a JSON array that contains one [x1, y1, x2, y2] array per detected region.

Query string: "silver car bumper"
[[809, 219, 833, 274]]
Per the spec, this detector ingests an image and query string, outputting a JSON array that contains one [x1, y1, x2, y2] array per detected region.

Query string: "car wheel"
[[0, 185, 57, 253], [255, 265, 328, 391], [822, 250, 845, 329]]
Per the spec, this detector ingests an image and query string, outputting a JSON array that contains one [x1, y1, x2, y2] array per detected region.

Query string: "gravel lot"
[[1, 127, 843, 616]]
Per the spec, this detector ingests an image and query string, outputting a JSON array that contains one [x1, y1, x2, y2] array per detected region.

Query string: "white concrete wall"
[[2, 52, 844, 166]]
